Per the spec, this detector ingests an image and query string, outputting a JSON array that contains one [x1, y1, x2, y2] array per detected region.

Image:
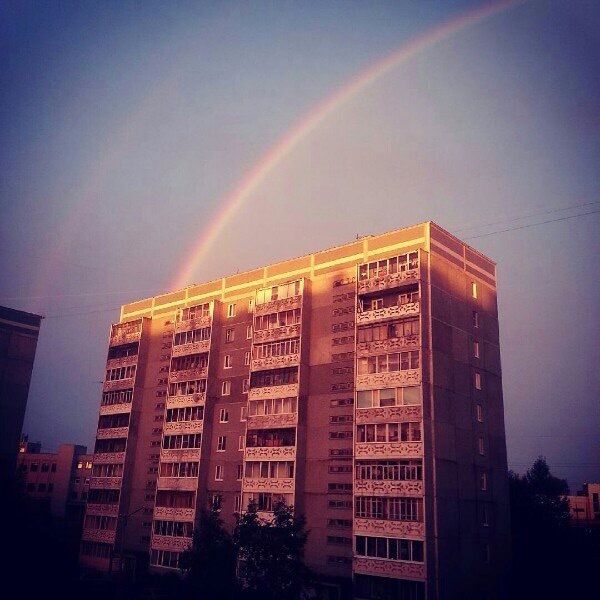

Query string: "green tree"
[[235, 500, 313, 600], [179, 507, 238, 599]]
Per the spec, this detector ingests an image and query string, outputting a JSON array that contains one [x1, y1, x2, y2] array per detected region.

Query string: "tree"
[[235, 500, 313, 600], [179, 507, 238, 599]]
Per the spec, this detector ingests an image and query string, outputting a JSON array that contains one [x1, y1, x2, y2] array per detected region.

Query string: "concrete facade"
[[79, 222, 510, 598]]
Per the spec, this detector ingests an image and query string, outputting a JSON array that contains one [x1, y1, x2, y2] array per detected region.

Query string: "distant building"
[[17, 441, 93, 522], [567, 483, 600, 524], [80, 222, 510, 599], [0, 306, 42, 487]]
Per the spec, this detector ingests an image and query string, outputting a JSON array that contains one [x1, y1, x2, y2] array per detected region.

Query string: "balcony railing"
[[246, 412, 298, 430], [90, 476, 122, 489], [356, 302, 420, 326], [99, 402, 132, 416], [153, 506, 195, 520], [356, 335, 420, 357], [174, 314, 212, 333], [168, 367, 208, 382], [253, 324, 301, 343], [85, 503, 119, 517], [245, 446, 296, 460], [248, 383, 299, 401], [156, 477, 199, 491], [163, 421, 203, 435], [354, 442, 422, 459], [93, 451, 126, 464], [109, 329, 141, 347], [357, 267, 420, 295], [355, 370, 420, 391], [254, 295, 302, 316], [171, 340, 211, 357], [106, 355, 138, 370], [151, 535, 192, 551], [353, 518, 425, 538], [160, 448, 202, 462], [251, 353, 300, 371], [354, 479, 424, 497], [81, 528, 117, 544], [96, 426, 129, 440], [103, 377, 136, 392], [355, 405, 422, 424], [353, 557, 425, 580], [166, 393, 206, 408], [242, 477, 295, 492]]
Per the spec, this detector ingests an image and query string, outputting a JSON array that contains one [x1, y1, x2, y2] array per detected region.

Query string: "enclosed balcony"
[[90, 476, 122, 489], [81, 528, 116, 544], [151, 535, 192, 551], [85, 503, 119, 517], [97, 414, 130, 440], [251, 339, 300, 371], [357, 251, 420, 295], [247, 396, 298, 429], [174, 302, 213, 333], [157, 477, 199, 491], [254, 280, 303, 316], [248, 368, 299, 400], [253, 295, 302, 343], [109, 319, 142, 347], [93, 451, 125, 464], [153, 506, 195, 521], [245, 428, 296, 460], [357, 295, 420, 326], [356, 318, 420, 358]]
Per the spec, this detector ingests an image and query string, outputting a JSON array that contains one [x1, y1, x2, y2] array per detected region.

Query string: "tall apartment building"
[[80, 222, 510, 599]]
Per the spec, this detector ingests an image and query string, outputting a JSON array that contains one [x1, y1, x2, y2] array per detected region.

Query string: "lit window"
[[222, 381, 231, 396], [478, 436, 485, 455], [474, 372, 482, 390], [244, 351, 250, 366], [77, 461, 83, 469], [224, 355, 232, 369], [215, 465, 223, 480], [476, 404, 483, 422], [227, 304, 236, 318], [473, 340, 480, 359], [217, 436, 226, 452], [238, 435, 245, 451], [471, 281, 478, 299], [246, 325, 252, 339], [226, 329, 234, 342], [240, 406, 247, 421], [219, 408, 229, 423]]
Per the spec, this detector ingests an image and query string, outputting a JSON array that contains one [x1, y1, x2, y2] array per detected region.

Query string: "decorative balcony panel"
[[245, 446, 296, 460], [153, 507, 195, 521], [242, 477, 295, 492], [106, 355, 138, 370], [168, 367, 208, 383], [246, 413, 298, 430], [103, 377, 136, 392], [248, 383, 299, 401], [99, 402, 132, 416], [163, 421, 203, 435], [356, 335, 420, 358], [251, 353, 300, 371], [355, 405, 422, 424], [93, 452, 126, 464], [96, 426, 129, 440], [354, 480, 424, 497], [357, 267, 420, 295], [355, 370, 420, 391], [157, 477, 199, 491], [354, 442, 422, 459], [166, 393, 206, 408], [174, 315, 212, 333], [253, 324, 301, 343], [172, 340, 211, 357], [354, 518, 425, 538], [81, 528, 116, 543], [254, 295, 302, 316], [151, 535, 192, 551], [160, 448, 202, 462], [353, 557, 425, 581], [86, 503, 119, 517], [90, 476, 122, 489], [110, 330, 141, 347], [356, 302, 420, 326]]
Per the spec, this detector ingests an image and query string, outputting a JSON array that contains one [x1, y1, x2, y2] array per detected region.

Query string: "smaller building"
[[567, 484, 600, 525], [17, 440, 93, 522]]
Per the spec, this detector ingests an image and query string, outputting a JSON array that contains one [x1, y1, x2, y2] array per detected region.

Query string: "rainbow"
[[172, 0, 522, 289]]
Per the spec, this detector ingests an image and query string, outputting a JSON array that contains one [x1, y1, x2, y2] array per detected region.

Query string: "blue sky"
[[1, 0, 599, 490]]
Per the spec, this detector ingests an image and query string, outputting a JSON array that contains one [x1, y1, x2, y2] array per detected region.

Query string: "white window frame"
[[476, 404, 483, 422], [471, 281, 478, 299], [240, 406, 247, 421], [237, 464, 243, 480], [225, 328, 234, 342], [227, 303, 236, 318], [246, 325, 252, 339], [480, 471, 487, 491], [222, 381, 231, 396], [473, 311, 479, 328], [242, 378, 250, 394], [473, 340, 480, 359], [238, 435, 245, 451], [244, 351, 250, 366], [217, 436, 226, 452], [478, 436, 485, 455], [219, 408, 229, 423], [215, 465, 223, 481], [474, 372, 482, 390], [224, 355, 232, 369]]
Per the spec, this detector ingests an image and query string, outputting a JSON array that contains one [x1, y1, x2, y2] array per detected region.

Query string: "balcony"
[[96, 426, 129, 440], [355, 405, 422, 424], [358, 267, 420, 295], [251, 353, 300, 371], [151, 535, 192, 551], [356, 302, 420, 326], [353, 518, 425, 538], [157, 477, 198, 491], [354, 442, 422, 459], [172, 340, 211, 357], [85, 503, 119, 517], [174, 314, 212, 333], [253, 324, 301, 344], [166, 393, 206, 409], [109, 328, 141, 347], [103, 377, 136, 392], [356, 335, 420, 358], [248, 383, 299, 401], [153, 506, 195, 520], [246, 412, 298, 430], [242, 477, 295, 492], [81, 528, 116, 544], [106, 355, 138, 370], [99, 402, 132, 416], [245, 446, 296, 460], [354, 479, 424, 497], [90, 476, 122, 489], [353, 557, 425, 581], [355, 370, 420, 391], [163, 421, 203, 435], [160, 448, 202, 462], [93, 452, 126, 464], [254, 295, 302, 316], [168, 367, 208, 383]]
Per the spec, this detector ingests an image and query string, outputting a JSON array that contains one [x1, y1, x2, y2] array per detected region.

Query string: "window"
[[235, 494, 242, 513], [222, 381, 231, 396], [478, 436, 485, 455], [225, 328, 234, 342], [473, 310, 479, 328], [483, 543, 490, 564], [482, 506, 490, 527], [244, 351, 250, 366], [246, 325, 252, 339], [217, 436, 226, 452], [238, 436, 245, 451], [471, 281, 478, 299], [473, 340, 480, 359], [51, 463, 56, 472], [219, 408, 229, 423], [237, 464, 243, 480], [224, 355, 232, 369], [242, 379, 250, 393], [476, 404, 483, 422], [227, 303, 236, 318], [41, 463, 49, 472], [215, 465, 223, 481], [248, 298, 253, 312], [355, 535, 424, 562], [356, 386, 420, 409], [240, 406, 247, 421], [480, 471, 488, 491], [474, 372, 482, 390], [77, 461, 84, 469]]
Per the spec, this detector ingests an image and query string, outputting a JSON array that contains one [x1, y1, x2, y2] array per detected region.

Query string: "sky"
[[1, 0, 599, 491]]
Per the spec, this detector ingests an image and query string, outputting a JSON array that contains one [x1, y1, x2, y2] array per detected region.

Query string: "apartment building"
[[80, 222, 510, 599]]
